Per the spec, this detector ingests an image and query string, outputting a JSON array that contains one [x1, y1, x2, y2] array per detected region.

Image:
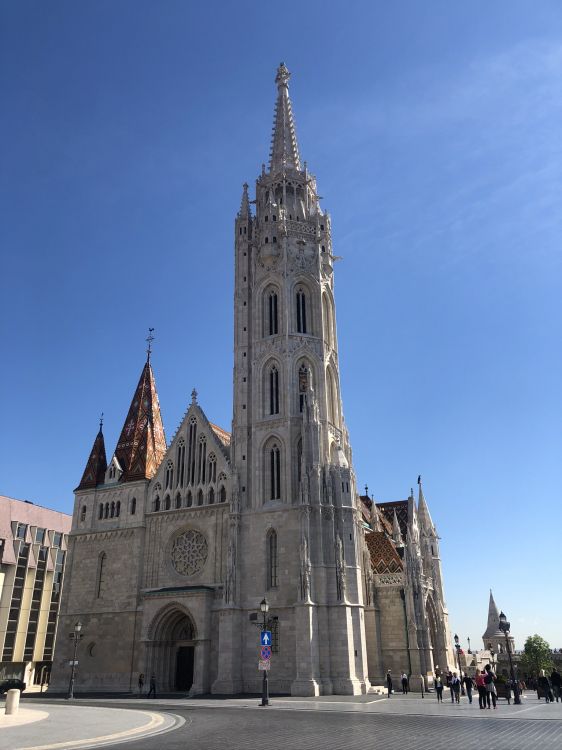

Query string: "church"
[[51, 64, 455, 696]]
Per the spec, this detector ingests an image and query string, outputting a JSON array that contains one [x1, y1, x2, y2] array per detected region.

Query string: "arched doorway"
[[147, 606, 196, 692]]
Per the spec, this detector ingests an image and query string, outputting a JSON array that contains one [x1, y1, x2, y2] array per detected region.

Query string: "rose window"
[[171, 530, 208, 576]]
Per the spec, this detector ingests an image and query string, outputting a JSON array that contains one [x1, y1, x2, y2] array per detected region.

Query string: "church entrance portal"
[[147, 607, 197, 693]]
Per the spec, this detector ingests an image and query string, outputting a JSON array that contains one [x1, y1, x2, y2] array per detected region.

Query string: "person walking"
[[475, 669, 487, 709], [463, 673, 474, 704], [435, 674, 444, 702], [386, 670, 393, 698], [138, 673, 145, 695], [551, 669, 561, 703], [401, 672, 409, 694], [484, 664, 497, 709], [147, 674, 156, 699], [451, 672, 461, 704], [538, 670, 552, 703]]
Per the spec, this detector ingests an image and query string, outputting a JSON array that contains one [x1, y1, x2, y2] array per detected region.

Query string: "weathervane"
[[146, 328, 155, 360]]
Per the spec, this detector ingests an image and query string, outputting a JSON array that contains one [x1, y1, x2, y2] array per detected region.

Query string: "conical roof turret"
[[483, 590, 503, 639], [114, 355, 167, 482], [269, 63, 301, 173], [77, 417, 107, 490], [392, 509, 404, 546]]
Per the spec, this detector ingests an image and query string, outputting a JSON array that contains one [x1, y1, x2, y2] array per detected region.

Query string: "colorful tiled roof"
[[377, 500, 409, 540], [210, 423, 231, 447], [359, 496, 393, 535], [365, 531, 404, 574], [114, 358, 167, 482], [77, 426, 107, 490]]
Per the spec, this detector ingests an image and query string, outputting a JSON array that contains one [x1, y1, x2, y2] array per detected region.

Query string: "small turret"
[[238, 183, 251, 220], [76, 416, 107, 490], [392, 509, 404, 547], [417, 475, 436, 536]]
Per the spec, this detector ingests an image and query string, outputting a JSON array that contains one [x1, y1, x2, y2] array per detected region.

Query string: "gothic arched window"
[[208, 453, 217, 484], [296, 437, 303, 484], [266, 530, 278, 589], [322, 293, 334, 348], [269, 443, 281, 501], [186, 490, 193, 508], [219, 485, 227, 503], [175, 492, 182, 509], [98, 503, 103, 520], [299, 364, 310, 412], [153, 495, 161, 512], [187, 418, 197, 485], [165, 461, 174, 490], [80, 505, 86, 523], [130, 497, 137, 515], [209, 487, 215, 504], [177, 439, 186, 487], [197, 436, 207, 485], [164, 495, 171, 511], [115, 501, 121, 518], [268, 290, 278, 336], [296, 288, 308, 334], [269, 365, 279, 415], [110, 501, 115, 518], [197, 488, 204, 506], [327, 367, 338, 425]]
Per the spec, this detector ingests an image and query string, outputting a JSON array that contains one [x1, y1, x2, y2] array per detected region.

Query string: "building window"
[[35, 527, 46, 543], [16, 523, 27, 540], [267, 530, 278, 589], [165, 461, 174, 490], [109, 464, 116, 480], [269, 365, 279, 415], [110, 501, 115, 518], [164, 495, 171, 510], [104, 503, 109, 519], [197, 489, 204, 506], [175, 493, 182, 509], [154, 495, 161, 512], [209, 487, 215, 504], [98, 504, 103, 520], [296, 288, 307, 333], [187, 418, 197, 485], [96, 552, 107, 598], [80, 506, 87, 523], [177, 440, 186, 487], [270, 444, 281, 500], [268, 291, 278, 336], [131, 497, 137, 515], [197, 436, 207, 484], [186, 490, 193, 507], [219, 485, 227, 503], [115, 501, 121, 517]]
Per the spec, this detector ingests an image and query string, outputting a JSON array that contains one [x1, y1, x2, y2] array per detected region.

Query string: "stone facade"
[[50, 64, 455, 696]]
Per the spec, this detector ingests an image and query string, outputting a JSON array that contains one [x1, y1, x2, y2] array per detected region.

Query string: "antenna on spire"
[[99, 412, 104, 432], [146, 328, 155, 360]]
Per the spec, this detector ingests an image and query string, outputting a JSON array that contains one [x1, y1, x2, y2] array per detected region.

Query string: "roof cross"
[[146, 328, 155, 360]]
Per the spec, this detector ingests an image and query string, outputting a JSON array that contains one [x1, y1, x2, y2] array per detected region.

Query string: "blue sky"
[[1, 1, 561, 648]]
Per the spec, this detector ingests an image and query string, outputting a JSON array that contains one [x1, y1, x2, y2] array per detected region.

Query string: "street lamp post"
[[499, 611, 521, 705], [454, 634, 466, 696], [67, 621, 83, 700], [260, 598, 270, 707]]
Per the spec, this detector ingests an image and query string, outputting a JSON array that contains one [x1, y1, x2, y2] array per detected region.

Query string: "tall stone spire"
[[77, 417, 107, 490], [269, 62, 301, 173], [114, 355, 167, 482], [417, 475, 436, 534], [392, 509, 404, 546]]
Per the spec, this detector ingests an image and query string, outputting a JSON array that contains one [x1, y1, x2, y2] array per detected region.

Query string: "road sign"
[[260, 631, 272, 646], [260, 645, 272, 660], [258, 659, 271, 671]]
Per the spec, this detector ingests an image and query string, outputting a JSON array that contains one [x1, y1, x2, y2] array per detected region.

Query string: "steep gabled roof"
[[76, 423, 107, 490], [377, 500, 409, 541], [114, 358, 167, 482]]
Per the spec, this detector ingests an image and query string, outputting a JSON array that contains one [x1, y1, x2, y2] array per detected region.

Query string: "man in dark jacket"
[[386, 670, 393, 698], [463, 674, 475, 704], [551, 669, 561, 703]]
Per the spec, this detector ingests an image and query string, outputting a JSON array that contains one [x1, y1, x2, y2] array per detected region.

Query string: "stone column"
[[211, 608, 242, 694], [290, 602, 321, 696]]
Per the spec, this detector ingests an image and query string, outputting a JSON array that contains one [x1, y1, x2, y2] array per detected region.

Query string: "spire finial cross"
[[146, 328, 155, 360], [191, 387, 198, 404], [99, 412, 104, 431]]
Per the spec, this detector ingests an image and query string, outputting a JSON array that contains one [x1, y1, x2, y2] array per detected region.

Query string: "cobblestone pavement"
[[84, 697, 562, 750]]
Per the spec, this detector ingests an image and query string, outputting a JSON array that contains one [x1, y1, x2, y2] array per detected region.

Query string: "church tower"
[[226, 64, 369, 695]]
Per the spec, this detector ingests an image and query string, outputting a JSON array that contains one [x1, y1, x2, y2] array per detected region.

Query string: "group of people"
[[537, 669, 562, 703], [385, 671, 410, 696], [137, 673, 157, 698]]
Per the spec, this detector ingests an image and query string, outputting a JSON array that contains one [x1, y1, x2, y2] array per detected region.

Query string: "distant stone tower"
[[482, 590, 514, 655]]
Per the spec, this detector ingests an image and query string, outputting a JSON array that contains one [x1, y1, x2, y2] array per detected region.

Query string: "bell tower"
[[227, 64, 369, 696]]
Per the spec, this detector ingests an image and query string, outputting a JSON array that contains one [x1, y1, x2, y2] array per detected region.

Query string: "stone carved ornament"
[[335, 534, 347, 601], [300, 534, 312, 602], [171, 529, 208, 577]]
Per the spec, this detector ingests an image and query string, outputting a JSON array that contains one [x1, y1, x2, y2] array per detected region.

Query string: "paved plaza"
[[1, 692, 561, 750]]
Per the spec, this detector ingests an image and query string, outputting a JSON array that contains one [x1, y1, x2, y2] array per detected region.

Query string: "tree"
[[520, 635, 553, 676]]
